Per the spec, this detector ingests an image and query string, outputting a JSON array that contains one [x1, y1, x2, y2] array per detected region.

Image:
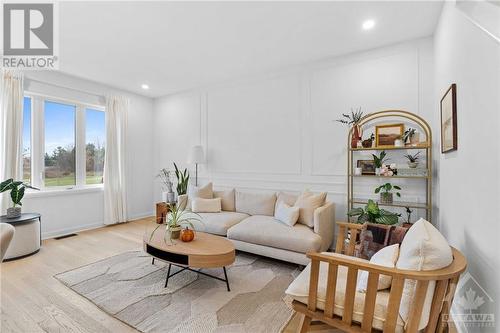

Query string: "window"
[[22, 97, 32, 184], [21, 93, 105, 189], [85, 108, 105, 184]]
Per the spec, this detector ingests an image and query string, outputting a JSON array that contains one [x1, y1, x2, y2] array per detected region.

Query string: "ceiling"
[[59, 1, 443, 97]]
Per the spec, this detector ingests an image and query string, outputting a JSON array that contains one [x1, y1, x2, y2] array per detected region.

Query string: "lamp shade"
[[188, 145, 205, 164]]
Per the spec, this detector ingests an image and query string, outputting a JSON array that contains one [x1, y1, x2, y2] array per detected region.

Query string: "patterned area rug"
[[55, 251, 300, 333]]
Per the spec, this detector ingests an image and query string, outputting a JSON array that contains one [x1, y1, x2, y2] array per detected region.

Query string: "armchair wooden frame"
[[293, 222, 467, 333]]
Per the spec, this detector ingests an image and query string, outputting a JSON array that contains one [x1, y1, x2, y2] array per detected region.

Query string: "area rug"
[[55, 250, 301, 333]]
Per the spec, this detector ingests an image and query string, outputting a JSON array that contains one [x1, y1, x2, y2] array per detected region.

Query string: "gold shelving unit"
[[347, 110, 432, 223]]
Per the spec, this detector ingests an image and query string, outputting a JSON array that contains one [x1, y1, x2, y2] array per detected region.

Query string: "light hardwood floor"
[[0, 217, 326, 333]]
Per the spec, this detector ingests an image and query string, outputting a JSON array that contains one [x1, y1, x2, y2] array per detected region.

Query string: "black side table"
[[0, 213, 41, 261]]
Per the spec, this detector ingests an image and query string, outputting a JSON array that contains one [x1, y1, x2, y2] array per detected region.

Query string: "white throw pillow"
[[235, 191, 277, 216], [357, 244, 399, 292], [191, 198, 221, 213], [189, 182, 214, 199], [396, 218, 453, 330], [275, 191, 299, 208], [274, 202, 300, 227], [213, 189, 235, 212], [294, 191, 327, 227]]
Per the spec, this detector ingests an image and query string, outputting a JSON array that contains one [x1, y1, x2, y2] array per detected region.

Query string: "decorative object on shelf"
[[150, 204, 201, 242], [375, 123, 404, 147], [173, 162, 189, 195], [394, 137, 404, 147], [362, 133, 374, 148], [180, 227, 195, 242], [348, 110, 432, 222], [403, 206, 413, 227], [379, 163, 397, 176], [356, 160, 376, 175], [0, 179, 39, 218], [440, 83, 457, 153], [404, 151, 421, 168], [374, 183, 401, 204], [402, 127, 418, 145], [157, 168, 176, 203], [336, 107, 364, 148], [372, 150, 388, 175], [188, 145, 205, 186], [354, 167, 363, 176], [347, 200, 400, 225]]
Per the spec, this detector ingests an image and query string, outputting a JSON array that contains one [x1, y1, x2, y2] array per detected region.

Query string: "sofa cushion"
[[275, 191, 298, 208], [213, 189, 236, 212], [227, 215, 321, 253], [192, 198, 221, 213], [274, 202, 300, 227], [188, 182, 213, 199], [396, 218, 453, 330], [294, 191, 327, 227], [285, 252, 405, 332], [197, 212, 249, 236], [235, 191, 277, 216]]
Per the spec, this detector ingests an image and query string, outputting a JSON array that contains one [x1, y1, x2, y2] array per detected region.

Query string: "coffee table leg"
[[223, 267, 230, 292], [152, 258, 155, 265], [165, 264, 172, 288]]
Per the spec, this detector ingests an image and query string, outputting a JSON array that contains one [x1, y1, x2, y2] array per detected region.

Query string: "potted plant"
[[362, 133, 375, 148], [173, 162, 189, 196], [336, 107, 364, 148], [374, 183, 401, 204], [347, 200, 400, 225], [372, 151, 388, 175], [403, 206, 413, 228], [157, 168, 175, 203], [0, 179, 39, 218], [150, 204, 202, 241], [404, 152, 420, 168]]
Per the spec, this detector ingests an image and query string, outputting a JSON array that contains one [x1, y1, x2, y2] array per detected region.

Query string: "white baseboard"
[[42, 222, 104, 240], [128, 211, 154, 221]]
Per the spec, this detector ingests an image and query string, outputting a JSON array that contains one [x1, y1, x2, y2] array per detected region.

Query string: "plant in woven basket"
[[347, 200, 400, 225], [374, 183, 401, 204]]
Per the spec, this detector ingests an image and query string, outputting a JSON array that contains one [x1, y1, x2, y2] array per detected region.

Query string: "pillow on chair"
[[396, 218, 453, 330], [357, 244, 399, 292]]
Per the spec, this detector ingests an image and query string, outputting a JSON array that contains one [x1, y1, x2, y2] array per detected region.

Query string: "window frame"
[[23, 91, 105, 191]]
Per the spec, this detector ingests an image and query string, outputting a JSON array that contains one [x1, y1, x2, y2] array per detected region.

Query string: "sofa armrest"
[[313, 201, 335, 252]]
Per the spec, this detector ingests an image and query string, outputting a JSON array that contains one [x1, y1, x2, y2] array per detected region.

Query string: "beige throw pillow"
[[274, 202, 300, 227], [188, 182, 213, 199], [191, 198, 221, 213], [235, 191, 277, 216], [294, 191, 327, 227], [213, 189, 236, 212], [357, 244, 399, 292]]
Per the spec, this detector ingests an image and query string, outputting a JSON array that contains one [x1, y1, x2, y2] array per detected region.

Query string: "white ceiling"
[[59, 1, 443, 97]]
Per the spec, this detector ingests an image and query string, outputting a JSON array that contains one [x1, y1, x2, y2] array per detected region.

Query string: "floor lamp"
[[188, 145, 205, 186]]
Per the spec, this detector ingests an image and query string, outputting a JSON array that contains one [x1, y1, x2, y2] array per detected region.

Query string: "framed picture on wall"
[[440, 83, 457, 153], [357, 160, 376, 175], [375, 123, 404, 147]]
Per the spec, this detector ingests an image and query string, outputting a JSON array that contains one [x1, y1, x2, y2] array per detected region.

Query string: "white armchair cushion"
[[357, 244, 399, 292], [274, 202, 300, 226], [192, 198, 221, 213], [396, 218, 453, 330], [295, 191, 327, 227]]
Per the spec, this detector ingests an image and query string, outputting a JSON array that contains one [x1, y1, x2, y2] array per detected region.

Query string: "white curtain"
[[103, 95, 129, 224], [0, 70, 24, 214]]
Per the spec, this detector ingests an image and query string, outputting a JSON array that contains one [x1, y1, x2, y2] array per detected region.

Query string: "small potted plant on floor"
[[0, 179, 39, 218], [347, 200, 400, 225], [150, 204, 201, 242], [374, 182, 401, 204], [372, 151, 388, 175], [404, 152, 420, 168], [336, 107, 364, 148]]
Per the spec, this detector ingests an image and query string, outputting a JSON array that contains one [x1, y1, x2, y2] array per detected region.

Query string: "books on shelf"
[[397, 168, 428, 177]]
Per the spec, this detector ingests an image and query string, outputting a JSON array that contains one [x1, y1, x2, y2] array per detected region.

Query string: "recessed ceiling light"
[[362, 19, 376, 30], [141, 84, 149, 90]]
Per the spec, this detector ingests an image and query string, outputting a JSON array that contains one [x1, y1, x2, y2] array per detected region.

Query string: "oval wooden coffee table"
[[143, 230, 235, 291]]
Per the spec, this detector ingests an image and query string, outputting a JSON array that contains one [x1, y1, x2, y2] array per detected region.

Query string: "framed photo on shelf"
[[440, 83, 457, 153], [357, 160, 376, 175], [375, 123, 404, 147]]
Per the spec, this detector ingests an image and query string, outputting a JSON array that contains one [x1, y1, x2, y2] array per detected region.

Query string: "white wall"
[[21, 71, 155, 238], [434, 2, 500, 329], [153, 37, 435, 224]]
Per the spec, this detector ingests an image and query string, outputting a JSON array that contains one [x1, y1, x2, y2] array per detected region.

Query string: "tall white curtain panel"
[[103, 95, 129, 224], [0, 70, 24, 214]]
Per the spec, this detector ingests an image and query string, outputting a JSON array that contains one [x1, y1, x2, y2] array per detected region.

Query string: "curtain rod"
[[26, 77, 106, 99]]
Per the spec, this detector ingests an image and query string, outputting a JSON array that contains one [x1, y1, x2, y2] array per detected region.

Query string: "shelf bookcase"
[[347, 110, 432, 223]]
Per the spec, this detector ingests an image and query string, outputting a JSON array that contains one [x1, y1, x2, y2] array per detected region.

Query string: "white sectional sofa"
[[179, 186, 335, 265]]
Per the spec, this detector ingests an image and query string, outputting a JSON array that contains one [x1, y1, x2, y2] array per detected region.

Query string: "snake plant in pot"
[[150, 204, 202, 242], [173, 162, 189, 196], [0, 179, 39, 218], [347, 200, 400, 225]]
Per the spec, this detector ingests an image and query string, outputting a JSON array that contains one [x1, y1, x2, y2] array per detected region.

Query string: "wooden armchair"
[[290, 222, 467, 333]]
